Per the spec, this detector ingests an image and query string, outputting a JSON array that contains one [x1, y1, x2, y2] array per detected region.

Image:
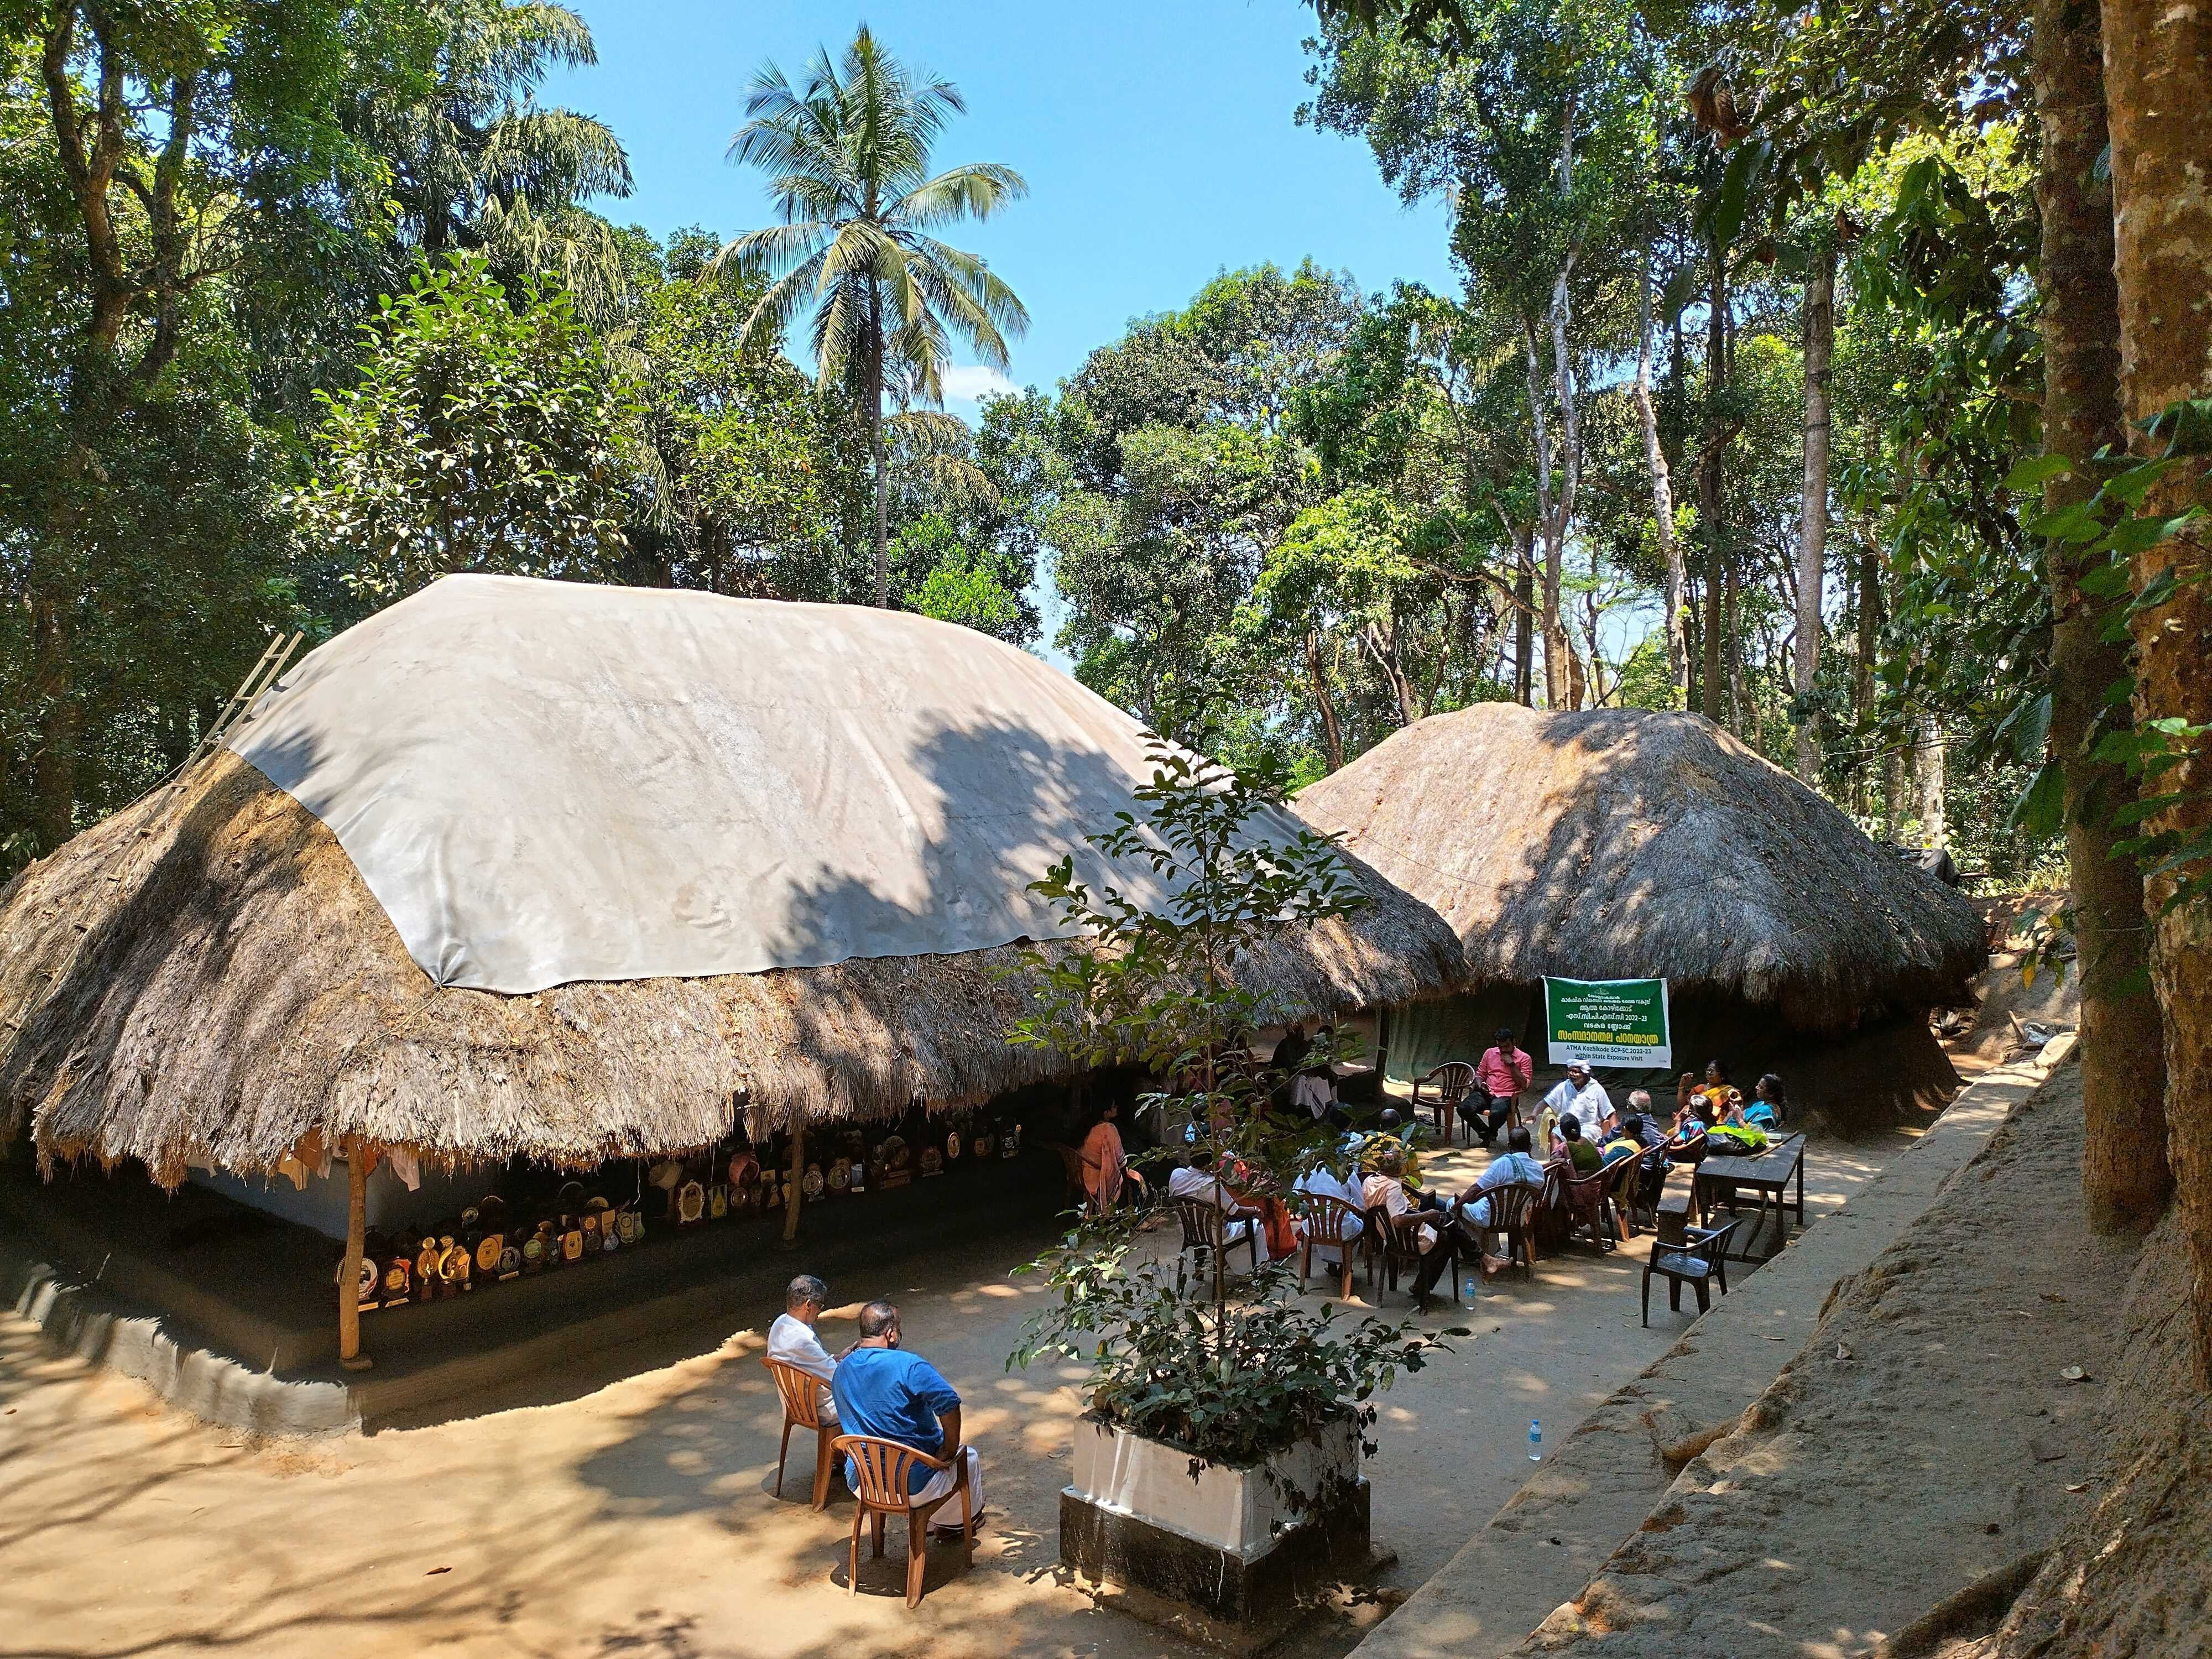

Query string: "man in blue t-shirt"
[[830, 1300, 985, 1538]]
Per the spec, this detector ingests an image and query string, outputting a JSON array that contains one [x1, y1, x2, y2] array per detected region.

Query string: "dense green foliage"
[[295, 255, 633, 601], [0, 11, 1040, 874], [1007, 750, 1458, 1465], [3, 0, 2144, 900]]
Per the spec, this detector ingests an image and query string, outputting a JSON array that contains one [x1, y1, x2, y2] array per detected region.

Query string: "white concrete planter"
[[1060, 1413, 1371, 1623], [1068, 1413, 1360, 1557]]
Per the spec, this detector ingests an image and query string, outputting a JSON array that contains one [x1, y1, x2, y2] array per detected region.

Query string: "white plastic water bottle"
[[1463, 1271, 1479, 1302], [1529, 1419, 1542, 1460]]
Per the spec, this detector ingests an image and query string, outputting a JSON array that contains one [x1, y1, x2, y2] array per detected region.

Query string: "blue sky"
[[541, 1, 1462, 414]]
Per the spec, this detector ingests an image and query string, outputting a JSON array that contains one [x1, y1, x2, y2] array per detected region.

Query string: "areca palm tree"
[[357, 0, 635, 321], [717, 27, 1028, 607]]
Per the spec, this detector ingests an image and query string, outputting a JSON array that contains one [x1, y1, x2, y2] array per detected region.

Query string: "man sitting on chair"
[[1361, 1149, 1456, 1305], [831, 1301, 984, 1541], [1471, 1027, 1535, 1147], [1293, 1158, 1365, 1272], [1450, 1126, 1547, 1276], [1168, 1147, 1262, 1244], [766, 1273, 846, 1422]]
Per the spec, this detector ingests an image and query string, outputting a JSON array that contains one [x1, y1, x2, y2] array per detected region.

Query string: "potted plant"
[[1008, 747, 1462, 1626]]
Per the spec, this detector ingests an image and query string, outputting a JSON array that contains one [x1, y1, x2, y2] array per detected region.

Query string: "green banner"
[[1542, 977, 1671, 1070]]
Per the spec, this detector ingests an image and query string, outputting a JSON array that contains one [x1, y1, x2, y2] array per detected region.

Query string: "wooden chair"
[[1411, 1062, 1477, 1145], [1642, 1220, 1741, 1326], [1042, 1141, 1094, 1213], [1299, 1194, 1364, 1300], [763, 1357, 837, 1511], [1457, 1182, 1541, 1281], [1174, 1194, 1260, 1292], [832, 1435, 976, 1608]]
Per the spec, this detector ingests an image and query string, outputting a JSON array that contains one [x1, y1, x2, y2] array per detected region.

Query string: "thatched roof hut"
[[1294, 703, 1986, 1120], [0, 576, 1461, 1188]]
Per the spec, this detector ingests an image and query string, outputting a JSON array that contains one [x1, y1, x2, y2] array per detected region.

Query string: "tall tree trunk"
[[1698, 250, 1730, 724], [1854, 539, 1884, 813], [1525, 326, 1567, 707], [1883, 740, 1907, 842], [1854, 541, 1882, 726], [2102, 0, 2212, 1380], [869, 374, 890, 609], [28, 562, 78, 853], [1724, 557, 1747, 736], [1913, 713, 1947, 847], [2036, 0, 2171, 1234], [1547, 260, 1583, 711], [1365, 620, 1419, 728], [1686, 577, 1705, 712], [1635, 253, 1687, 698], [1512, 533, 1535, 706], [1305, 631, 1345, 773], [1794, 245, 1837, 782]]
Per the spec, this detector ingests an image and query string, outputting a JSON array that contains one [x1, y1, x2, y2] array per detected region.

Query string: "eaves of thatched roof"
[[1293, 702, 1986, 1034], [0, 752, 1462, 1185]]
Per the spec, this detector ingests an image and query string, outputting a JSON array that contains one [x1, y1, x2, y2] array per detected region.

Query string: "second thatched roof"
[[1293, 702, 1986, 1034]]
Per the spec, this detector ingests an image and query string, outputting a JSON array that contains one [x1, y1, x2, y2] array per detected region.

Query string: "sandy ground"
[[0, 1134, 1896, 1659]]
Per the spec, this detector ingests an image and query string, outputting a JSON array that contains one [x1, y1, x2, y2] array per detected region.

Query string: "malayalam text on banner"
[[1542, 977, 1672, 1070]]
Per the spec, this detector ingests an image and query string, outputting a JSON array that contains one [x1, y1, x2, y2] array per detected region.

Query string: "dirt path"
[[1512, 1061, 2142, 1656]]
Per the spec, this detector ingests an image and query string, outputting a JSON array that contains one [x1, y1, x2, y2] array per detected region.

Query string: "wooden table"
[[1693, 1133, 1807, 1262]]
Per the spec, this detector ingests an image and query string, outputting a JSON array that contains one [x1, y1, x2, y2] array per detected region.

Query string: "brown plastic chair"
[[1373, 1206, 1454, 1308], [1173, 1193, 1260, 1291], [1556, 1161, 1618, 1253], [1458, 1182, 1541, 1281], [1411, 1062, 1477, 1145], [1041, 1141, 1097, 1214], [1299, 1194, 1363, 1299], [1605, 1156, 1644, 1239], [763, 1357, 837, 1510], [833, 1435, 976, 1608]]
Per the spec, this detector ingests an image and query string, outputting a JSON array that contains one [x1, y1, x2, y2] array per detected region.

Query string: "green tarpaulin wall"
[[1383, 987, 1543, 1083]]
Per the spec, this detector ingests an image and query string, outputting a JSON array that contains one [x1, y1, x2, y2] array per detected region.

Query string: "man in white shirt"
[[1454, 1126, 1550, 1231], [1167, 1149, 1261, 1243], [1543, 1061, 1614, 1146], [1293, 1160, 1365, 1269], [766, 1273, 848, 1420]]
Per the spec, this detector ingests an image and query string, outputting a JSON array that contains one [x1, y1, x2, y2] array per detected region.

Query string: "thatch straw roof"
[[0, 587, 1461, 1187], [1293, 703, 1985, 1034]]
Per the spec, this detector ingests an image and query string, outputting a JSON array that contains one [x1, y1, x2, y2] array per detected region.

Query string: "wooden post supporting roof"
[[339, 1137, 373, 1371], [782, 1113, 805, 1244]]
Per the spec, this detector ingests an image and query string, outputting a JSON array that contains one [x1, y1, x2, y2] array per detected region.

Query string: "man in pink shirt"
[[1469, 1027, 1534, 1148]]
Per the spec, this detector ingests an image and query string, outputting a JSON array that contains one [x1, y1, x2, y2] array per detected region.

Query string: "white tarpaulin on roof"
[[228, 573, 1305, 995]]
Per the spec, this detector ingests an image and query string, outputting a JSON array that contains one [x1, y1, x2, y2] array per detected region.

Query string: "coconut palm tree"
[[717, 27, 1028, 608]]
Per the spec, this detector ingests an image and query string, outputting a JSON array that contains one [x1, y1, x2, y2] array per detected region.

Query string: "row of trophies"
[[346, 1112, 1028, 1312]]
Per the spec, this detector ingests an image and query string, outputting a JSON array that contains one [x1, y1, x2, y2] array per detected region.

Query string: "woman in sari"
[[1079, 1101, 1143, 1213]]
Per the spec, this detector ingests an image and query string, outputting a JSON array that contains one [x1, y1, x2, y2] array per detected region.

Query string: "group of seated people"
[[1080, 1035, 1792, 1310], [765, 1274, 985, 1535]]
